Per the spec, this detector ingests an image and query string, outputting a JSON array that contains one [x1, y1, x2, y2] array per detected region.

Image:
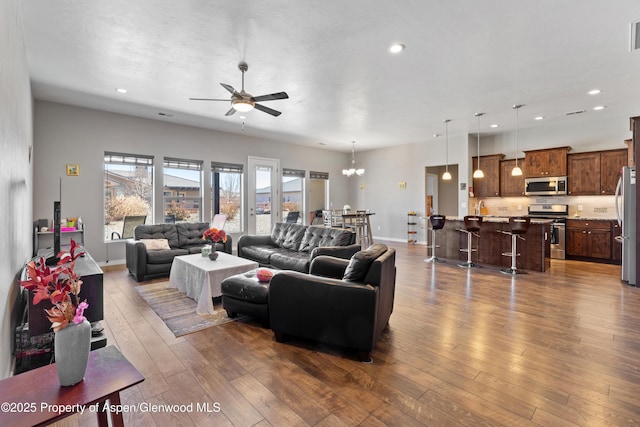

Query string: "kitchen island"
[[427, 217, 551, 272]]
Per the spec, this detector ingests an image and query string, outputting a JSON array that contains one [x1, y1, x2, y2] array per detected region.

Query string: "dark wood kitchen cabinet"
[[600, 149, 628, 194], [499, 158, 525, 196], [568, 152, 600, 195], [524, 147, 571, 178], [568, 149, 627, 195], [566, 219, 611, 260], [472, 154, 503, 197]]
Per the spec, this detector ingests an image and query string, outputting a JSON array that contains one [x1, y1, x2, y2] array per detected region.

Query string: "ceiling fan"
[[190, 62, 289, 117]]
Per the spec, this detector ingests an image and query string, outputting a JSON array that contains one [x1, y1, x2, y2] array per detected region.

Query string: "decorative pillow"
[[140, 239, 171, 251], [343, 244, 388, 282]]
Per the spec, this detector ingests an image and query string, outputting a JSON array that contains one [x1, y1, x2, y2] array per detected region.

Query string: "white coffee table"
[[168, 252, 258, 315]]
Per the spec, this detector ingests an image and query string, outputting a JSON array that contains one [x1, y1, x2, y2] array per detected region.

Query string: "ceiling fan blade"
[[254, 103, 282, 117], [220, 83, 236, 94], [225, 108, 236, 116], [252, 92, 289, 102], [189, 98, 229, 101]]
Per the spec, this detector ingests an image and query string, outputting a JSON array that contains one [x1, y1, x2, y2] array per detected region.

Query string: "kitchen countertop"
[[566, 216, 617, 221], [442, 216, 552, 224]]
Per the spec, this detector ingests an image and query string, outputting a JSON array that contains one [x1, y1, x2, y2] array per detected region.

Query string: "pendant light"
[[442, 119, 452, 180], [473, 113, 485, 178], [512, 105, 523, 176], [342, 141, 365, 177]]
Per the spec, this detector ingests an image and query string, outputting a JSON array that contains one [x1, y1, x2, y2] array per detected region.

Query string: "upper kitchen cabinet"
[[624, 139, 635, 167], [499, 158, 525, 197], [472, 154, 504, 197], [567, 152, 600, 195], [568, 149, 627, 195], [600, 149, 628, 194], [524, 147, 571, 178]]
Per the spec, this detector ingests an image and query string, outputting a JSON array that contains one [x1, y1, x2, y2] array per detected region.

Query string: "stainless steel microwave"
[[524, 176, 568, 196]]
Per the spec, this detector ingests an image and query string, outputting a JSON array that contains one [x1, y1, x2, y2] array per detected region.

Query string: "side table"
[[0, 345, 144, 427]]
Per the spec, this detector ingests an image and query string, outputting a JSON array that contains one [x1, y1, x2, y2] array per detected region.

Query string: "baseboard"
[[98, 259, 126, 269]]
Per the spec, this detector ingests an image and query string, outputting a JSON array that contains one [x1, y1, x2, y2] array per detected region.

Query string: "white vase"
[[54, 319, 91, 386]]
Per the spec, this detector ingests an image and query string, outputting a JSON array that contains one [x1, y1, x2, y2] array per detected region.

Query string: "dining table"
[[341, 212, 374, 246]]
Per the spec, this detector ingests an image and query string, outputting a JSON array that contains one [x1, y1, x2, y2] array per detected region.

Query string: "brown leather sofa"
[[268, 243, 396, 362]]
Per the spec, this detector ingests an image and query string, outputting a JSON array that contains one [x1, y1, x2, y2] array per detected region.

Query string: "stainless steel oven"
[[528, 204, 569, 259]]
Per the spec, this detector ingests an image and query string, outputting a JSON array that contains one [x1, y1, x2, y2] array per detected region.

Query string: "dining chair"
[[111, 215, 147, 240], [285, 211, 300, 223]]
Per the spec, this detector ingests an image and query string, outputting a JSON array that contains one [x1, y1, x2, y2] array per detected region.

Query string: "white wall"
[[33, 101, 352, 263], [352, 134, 470, 243], [0, 0, 34, 378]]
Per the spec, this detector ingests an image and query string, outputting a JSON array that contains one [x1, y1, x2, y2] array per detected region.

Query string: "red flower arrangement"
[[203, 227, 227, 244], [20, 239, 87, 333]]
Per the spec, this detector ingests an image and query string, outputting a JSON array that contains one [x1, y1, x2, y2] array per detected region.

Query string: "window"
[[309, 171, 329, 220], [104, 152, 154, 241], [211, 162, 243, 233], [163, 157, 203, 223], [282, 168, 305, 223]]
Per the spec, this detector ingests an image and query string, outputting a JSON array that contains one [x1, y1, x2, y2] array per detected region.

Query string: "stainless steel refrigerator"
[[615, 166, 636, 285]]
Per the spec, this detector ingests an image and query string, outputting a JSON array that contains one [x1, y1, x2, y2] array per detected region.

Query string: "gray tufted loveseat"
[[125, 222, 232, 281], [237, 223, 360, 273]]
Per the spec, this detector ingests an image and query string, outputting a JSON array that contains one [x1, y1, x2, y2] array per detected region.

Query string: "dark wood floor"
[[55, 242, 640, 426]]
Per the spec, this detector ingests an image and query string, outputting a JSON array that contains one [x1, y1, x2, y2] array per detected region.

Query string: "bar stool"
[[500, 216, 531, 275], [458, 215, 483, 268], [353, 211, 370, 248], [425, 214, 446, 263]]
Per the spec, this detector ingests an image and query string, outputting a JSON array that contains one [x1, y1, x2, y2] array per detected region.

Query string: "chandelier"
[[342, 141, 365, 177]]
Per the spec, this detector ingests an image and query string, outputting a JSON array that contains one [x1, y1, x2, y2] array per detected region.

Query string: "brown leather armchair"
[[268, 243, 396, 362]]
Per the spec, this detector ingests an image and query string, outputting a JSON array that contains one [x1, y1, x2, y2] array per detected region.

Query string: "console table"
[[0, 346, 144, 427]]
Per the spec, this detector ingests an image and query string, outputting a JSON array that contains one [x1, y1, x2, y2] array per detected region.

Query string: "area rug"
[[135, 282, 247, 337]]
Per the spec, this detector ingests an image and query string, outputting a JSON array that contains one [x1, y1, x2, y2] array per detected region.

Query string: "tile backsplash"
[[470, 195, 617, 219]]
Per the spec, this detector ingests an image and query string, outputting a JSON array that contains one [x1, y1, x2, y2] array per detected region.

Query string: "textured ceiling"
[[20, 0, 640, 152]]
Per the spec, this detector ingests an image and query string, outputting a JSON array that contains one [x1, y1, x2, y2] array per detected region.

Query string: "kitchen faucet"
[[476, 200, 485, 216]]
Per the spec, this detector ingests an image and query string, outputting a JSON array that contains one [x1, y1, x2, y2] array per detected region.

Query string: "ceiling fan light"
[[232, 100, 254, 112], [442, 171, 452, 180], [511, 166, 523, 176], [473, 169, 485, 178]]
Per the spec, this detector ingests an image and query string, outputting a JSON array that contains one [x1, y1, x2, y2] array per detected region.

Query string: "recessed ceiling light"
[[534, 116, 545, 120], [116, 88, 128, 94], [593, 105, 606, 111], [490, 124, 499, 128], [588, 89, 602, 95], [389, 43, 405, 54]]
